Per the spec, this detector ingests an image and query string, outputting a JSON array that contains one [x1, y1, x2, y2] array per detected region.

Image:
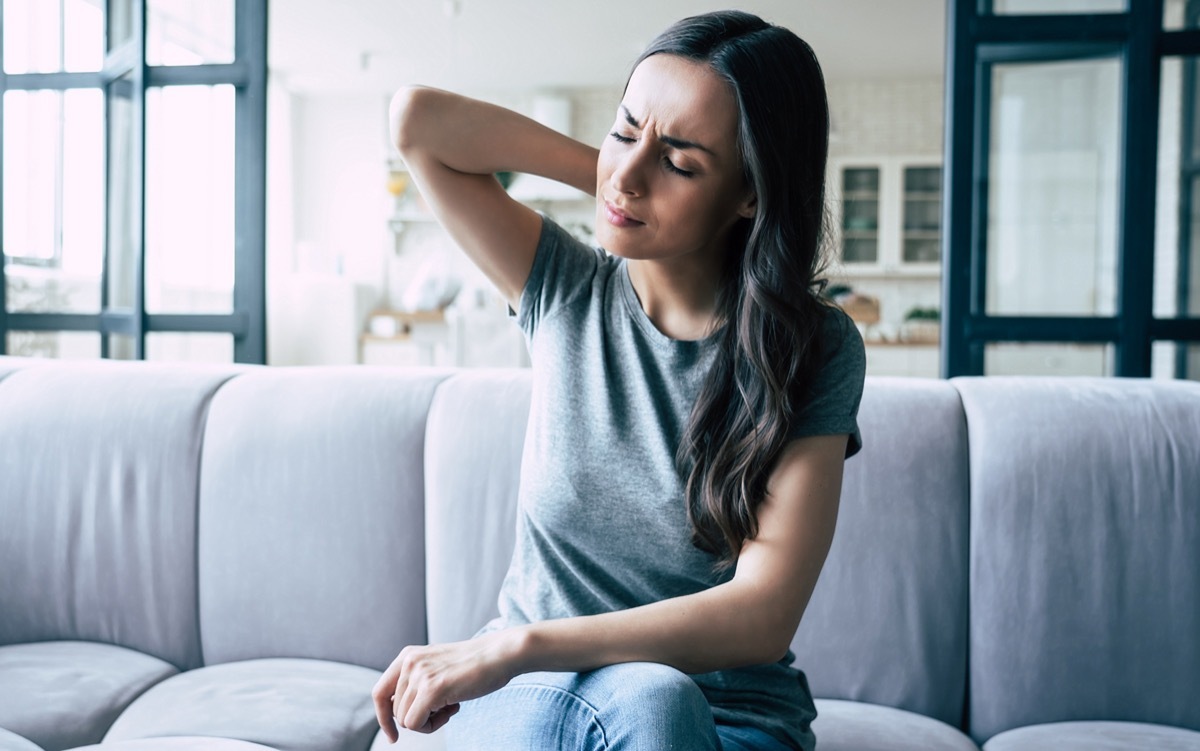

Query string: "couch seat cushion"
[[982, 720, 1200, 750], [812, 699, 981, 751], [0, 641, 177, 751], [70, 739, 278, 750], [0, 728, 43, 751], [103, 658, 379, 751]]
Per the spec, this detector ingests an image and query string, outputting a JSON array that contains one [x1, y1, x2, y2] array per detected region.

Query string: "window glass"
[[1156, 57, 1200, 318], [840, 167, 880, 264], [902, 166, 941, 263], [1163, 0, 1200, 29], [988, 0, 1126, 12], [146, 332, 234, 362], [147, 0, 235, 66], [1152, 341, 1200, 380], [3, 89, 104, 314], [986, 58, 1121, 316], [985, 342, 1113, 375], [144, 85, 235, 314], [6, 331, 100, 359], [3, 0, 103, 74]]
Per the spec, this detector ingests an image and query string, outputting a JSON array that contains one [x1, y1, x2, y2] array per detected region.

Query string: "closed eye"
[[664, 159, 694, 178], [609, 131, 635, 143]]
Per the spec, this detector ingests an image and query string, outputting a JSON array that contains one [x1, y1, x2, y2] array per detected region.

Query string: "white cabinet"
[[829, 156, 942, 277]]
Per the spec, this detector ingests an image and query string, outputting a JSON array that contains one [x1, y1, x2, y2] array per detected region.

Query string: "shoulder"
[[814, 303, 866, 375]]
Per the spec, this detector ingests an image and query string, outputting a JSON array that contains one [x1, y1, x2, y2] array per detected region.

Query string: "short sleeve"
[[788, 306, 867, 458], [515, 216, 606, 340]]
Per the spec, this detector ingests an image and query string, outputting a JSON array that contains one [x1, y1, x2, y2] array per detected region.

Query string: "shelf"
[[831, 265, 942, 280], [388, 212, 438, 233]]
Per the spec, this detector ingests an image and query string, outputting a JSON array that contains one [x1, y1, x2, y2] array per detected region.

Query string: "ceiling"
[[269, 0, 946, 96]]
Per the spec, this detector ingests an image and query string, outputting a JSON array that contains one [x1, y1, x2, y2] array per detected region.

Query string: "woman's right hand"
[[371, 630, 529, 743]]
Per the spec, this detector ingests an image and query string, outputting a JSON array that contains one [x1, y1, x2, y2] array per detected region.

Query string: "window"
[[0, 0, 267, 363], [943, 0, 1200, 378]]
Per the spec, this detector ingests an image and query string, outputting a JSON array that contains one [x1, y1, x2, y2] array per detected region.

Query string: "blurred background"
[[3, 0, 1198, 378]]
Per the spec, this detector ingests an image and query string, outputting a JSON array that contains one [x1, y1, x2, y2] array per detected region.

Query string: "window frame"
[[0, 0, 267, 363], [943, 0, 1200, 377]]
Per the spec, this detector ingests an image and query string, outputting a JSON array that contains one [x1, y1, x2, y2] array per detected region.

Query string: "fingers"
[[428, 703, 461, 733], [371, 664, 402, 744]]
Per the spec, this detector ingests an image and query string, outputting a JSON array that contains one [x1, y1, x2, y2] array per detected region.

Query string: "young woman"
[[373, 10, 865, 751]]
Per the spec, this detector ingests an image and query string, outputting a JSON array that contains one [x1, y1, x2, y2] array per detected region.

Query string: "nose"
[[609, 142, 651, 197]]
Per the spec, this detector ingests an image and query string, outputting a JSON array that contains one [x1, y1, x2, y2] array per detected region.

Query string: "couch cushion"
[[982, 720, 1200, 750], [0, 361, 237, 669], [0, 728, 43, 751], [423, 370, 533, 644], [812, 699, 980, 751], [0, 641, 177, 751], [955, 377, 1200, 743], [71, 739, 279, 751], [103, 658, 378, 751], [0, 356, 50, 381], [196, 368, 449, 670], [791, 377, 970, 728]]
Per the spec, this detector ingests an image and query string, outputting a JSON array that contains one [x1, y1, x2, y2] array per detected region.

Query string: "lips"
[[604, 201, 644, 228]]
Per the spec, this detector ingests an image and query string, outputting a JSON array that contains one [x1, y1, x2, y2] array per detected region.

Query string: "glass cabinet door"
[[841, 167, 880, 264], [902, 166, 942, 264]]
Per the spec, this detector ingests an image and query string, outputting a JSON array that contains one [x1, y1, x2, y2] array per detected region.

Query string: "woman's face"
[[595, 54, 756, 265]]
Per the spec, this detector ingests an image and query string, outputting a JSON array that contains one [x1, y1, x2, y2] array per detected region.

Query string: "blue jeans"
[[445, 662, 796, 751]]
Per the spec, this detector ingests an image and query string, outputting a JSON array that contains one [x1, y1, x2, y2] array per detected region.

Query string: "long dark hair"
[[631, 11, 833, 569]]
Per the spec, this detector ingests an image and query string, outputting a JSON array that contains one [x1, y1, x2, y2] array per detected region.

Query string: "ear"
[[737, 191, 757, 219]]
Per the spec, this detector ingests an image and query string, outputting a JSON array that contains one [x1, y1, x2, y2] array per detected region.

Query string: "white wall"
[[828, 78, 944, 160], [293, 93, 391, 284], [267, 88, 389, 365]]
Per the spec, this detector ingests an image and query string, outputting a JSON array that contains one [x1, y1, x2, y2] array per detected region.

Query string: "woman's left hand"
[[371, 631, 523, 742]]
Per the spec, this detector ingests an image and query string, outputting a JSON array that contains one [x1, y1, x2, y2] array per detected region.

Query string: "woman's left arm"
[[374, 433, 847, 741]]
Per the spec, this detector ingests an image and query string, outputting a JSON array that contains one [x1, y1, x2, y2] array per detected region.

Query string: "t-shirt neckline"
[[617, 259, 722, 350]]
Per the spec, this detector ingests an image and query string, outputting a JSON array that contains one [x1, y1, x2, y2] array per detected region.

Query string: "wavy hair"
[[630, 11, 834, 570]]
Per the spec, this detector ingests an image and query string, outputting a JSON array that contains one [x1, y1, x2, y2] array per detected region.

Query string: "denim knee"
[[447, 663, 720, 751], [587, 663, 719, 750]]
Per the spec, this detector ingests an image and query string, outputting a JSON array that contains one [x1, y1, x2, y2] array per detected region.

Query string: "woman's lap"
[[444, 662, 794, 751]]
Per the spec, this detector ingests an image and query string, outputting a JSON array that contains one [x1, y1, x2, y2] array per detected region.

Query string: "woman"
[[374, 10, 865, 751]]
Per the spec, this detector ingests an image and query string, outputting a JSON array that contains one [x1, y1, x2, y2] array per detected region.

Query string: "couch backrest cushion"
[[955, 376, 1200, 743], [423, 370, 532, 644], [790, 377, 970, 728], [0, 359, 235, 670], [196, 367, 449, 671]]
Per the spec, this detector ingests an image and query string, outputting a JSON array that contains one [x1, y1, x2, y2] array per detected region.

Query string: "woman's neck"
[[626, 257, 724, 342]]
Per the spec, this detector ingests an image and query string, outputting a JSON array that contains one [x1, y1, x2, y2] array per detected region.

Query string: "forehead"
[[623, 54, 739, 152]]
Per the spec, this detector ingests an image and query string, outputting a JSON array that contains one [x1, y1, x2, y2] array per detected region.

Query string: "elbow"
[[755, 636, 793, 667], [388, 85, 436, 155], [748, 612, 802, 666]]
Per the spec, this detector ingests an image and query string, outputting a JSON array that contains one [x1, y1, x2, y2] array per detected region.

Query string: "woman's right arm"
[[388, 87, 599, 311]]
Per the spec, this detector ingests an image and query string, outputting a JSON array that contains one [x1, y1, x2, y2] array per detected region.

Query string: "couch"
[[0, 355, 1197, 751]]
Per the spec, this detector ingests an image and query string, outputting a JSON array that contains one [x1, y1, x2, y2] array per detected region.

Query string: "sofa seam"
[[191, 369, 254, 671]]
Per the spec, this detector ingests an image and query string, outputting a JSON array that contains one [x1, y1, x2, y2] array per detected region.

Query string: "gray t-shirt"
[[483, 217, 866, 751]]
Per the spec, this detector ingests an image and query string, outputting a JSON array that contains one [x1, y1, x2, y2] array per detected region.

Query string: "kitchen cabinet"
[[829, 157, 942, 277]]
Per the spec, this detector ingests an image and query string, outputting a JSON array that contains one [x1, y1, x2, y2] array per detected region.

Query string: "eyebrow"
[[621, 105, 717, 157]]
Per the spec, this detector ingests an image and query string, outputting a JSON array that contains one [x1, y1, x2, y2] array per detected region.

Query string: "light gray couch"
[[0, 355, 1198, 751]]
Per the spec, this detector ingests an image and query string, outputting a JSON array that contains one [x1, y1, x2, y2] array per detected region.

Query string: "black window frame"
[[0, 0, 268, 363], [943, 0, 1200, 377]]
